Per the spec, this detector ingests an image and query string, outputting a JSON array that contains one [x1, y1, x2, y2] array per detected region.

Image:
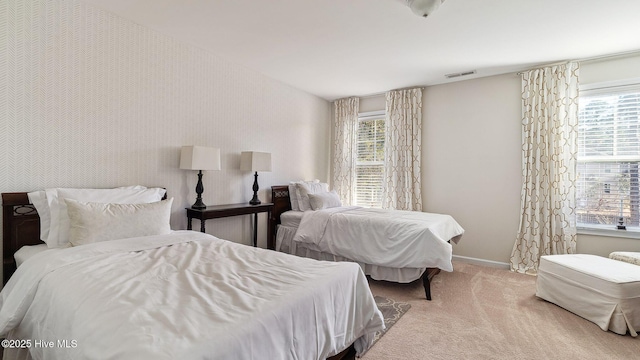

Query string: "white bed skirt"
[[276, 225, 425, 283]]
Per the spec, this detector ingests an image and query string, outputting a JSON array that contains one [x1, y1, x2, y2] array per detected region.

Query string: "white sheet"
[[293, 206, 464, 271], [280, 210, 304, 227], [13, 245, 51, 268], [0, 231, 384, 359]]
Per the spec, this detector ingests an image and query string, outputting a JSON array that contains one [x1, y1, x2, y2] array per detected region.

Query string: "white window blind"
[[356, 111, 385, 208], [577, 83, 640, 229]]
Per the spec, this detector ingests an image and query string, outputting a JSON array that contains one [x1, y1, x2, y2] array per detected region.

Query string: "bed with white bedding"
[[1, 190, 384, 360], [270, 184, 465, 300]]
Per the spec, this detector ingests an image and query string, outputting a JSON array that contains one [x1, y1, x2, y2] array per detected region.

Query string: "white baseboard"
[[452, 255, 510, 269]]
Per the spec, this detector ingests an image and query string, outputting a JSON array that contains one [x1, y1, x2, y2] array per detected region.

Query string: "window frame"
[[576, 77, 640, 239], [355, 110, 386, 208]]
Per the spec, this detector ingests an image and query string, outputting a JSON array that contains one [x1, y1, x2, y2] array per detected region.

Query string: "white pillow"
[[308, 190, 342, 210], [288, 180, 319, 211], [46, 187, 166, 248], [288, 184, 299, 211], [295, 182, 329, 211], [27, 186, 148, 243], [66, 198, 173, 246], [27, 191, 51, 241]]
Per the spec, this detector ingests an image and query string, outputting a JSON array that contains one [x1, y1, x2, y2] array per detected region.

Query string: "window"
[[355, 111, 385, 207], [577, 80, 640, 232]]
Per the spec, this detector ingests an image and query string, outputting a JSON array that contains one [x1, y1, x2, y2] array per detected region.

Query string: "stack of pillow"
[[28, 186, 169, 247], [288, 180, 342, 211]]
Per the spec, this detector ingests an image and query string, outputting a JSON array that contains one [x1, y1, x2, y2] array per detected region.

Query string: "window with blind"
[[577, 81, 640, 230], [355, 111, 385, 208]]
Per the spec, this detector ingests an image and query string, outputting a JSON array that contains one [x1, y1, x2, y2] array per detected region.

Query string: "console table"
[[186, 203, 274, 247]]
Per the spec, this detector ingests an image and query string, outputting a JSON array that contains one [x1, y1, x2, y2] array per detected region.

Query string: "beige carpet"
[[361, 261, 640, 360]]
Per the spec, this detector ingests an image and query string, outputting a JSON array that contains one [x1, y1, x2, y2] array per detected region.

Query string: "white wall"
[[0, 0, 331, 257], [349, 53, 640, 264], [423, 74, 522, 263], [360, 96, 386, 113]]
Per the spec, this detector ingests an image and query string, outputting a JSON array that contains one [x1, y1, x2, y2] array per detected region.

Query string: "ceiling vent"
[[445, 70, 477, 79]]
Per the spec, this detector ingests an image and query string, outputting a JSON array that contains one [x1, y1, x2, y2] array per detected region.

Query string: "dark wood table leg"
[[267, 209, 273, 250], [200, 219, 205, 233], [253, 213, 258, 247], [187, 216, 193, 231]]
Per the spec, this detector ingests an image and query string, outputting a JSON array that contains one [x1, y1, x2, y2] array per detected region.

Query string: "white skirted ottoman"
[[536, 254, 640, 336]]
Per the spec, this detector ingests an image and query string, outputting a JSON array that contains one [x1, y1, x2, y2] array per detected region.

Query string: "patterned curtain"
[[510, 62, 580, 274], [332, 97, 359, 206], [382, 88, 423, 211]]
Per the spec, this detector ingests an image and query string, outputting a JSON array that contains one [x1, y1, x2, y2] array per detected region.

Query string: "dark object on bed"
[[269, 185, 441, 300]]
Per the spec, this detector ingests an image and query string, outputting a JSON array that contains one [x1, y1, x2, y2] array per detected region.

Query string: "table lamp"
[[240, 151, 272, 205], [180, 146, 221, 209]]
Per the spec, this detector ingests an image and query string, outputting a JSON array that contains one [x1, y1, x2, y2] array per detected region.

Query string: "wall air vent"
[[445, 70, 477, 79]]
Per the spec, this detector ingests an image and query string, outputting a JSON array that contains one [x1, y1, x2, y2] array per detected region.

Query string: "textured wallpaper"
[[0, 0, 331, 257]]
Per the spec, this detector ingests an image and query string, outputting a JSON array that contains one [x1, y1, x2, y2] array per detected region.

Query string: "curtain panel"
[[510, 62, 580, 274], [383, 88, 423, 211], [332, 97, 359, 206]]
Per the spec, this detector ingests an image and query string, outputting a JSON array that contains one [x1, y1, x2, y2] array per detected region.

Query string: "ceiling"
[[83, 0, 640, 101]]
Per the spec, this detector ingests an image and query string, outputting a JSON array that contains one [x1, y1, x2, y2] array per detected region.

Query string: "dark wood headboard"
[[269, 186, 292, 250], [2, 192, 44, 284]]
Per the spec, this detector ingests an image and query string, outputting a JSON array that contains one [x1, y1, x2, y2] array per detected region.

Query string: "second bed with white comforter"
[[277, 206, 464, 283]]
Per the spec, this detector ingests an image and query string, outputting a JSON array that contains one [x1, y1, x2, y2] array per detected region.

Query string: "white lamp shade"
[[180, 146, 221, 171], [240, 151, 272, 172]]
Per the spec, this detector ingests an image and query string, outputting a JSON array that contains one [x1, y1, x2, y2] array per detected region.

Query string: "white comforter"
[[0, 231, 384, 360], [292, 207, 464, 271]]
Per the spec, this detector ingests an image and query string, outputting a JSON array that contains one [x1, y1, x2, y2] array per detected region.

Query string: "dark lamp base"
[[192, 170, 207, 209], [191, 202, 206, 209], [250, 171, 261, 205]]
